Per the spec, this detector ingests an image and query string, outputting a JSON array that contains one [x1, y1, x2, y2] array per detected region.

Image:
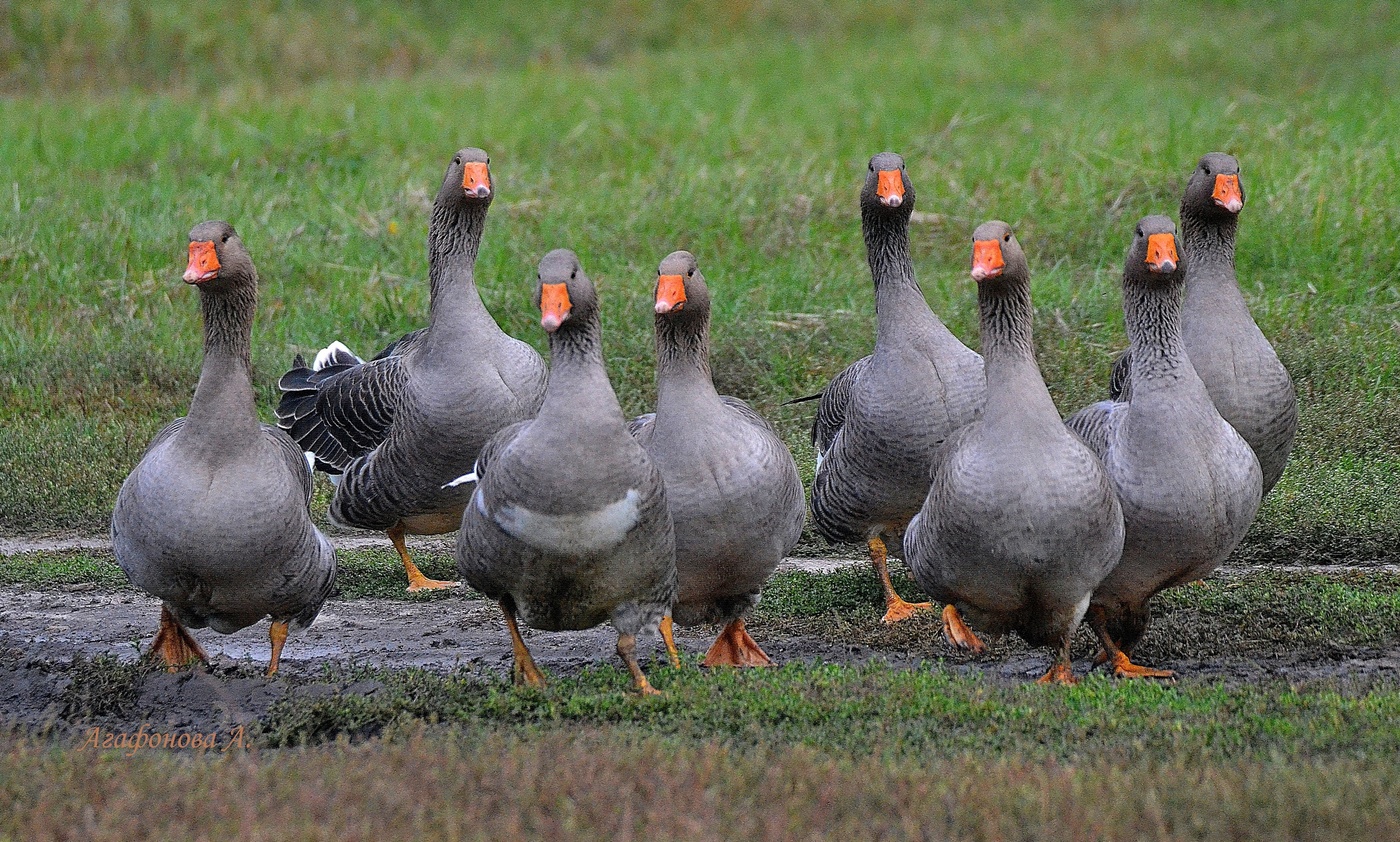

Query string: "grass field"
[[3, 0, 1400, 836]]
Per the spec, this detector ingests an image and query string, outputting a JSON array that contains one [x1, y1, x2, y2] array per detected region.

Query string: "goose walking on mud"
[[1067, 215, 1262, 678], [455, 250, 677, 695], [906, 221, 1123, 684], [629, 251, 805, 667], [809, 152, 986, 643], [277, 148, 547, 592], [112, 221, 337, 676]]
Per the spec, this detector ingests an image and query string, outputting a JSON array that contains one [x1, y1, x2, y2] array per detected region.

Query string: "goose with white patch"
[[1108, 153, 1296, 497], [1066, 215, 1262, 678], [808, 152, 987, 642], [905, 222, 1123, 684], [628, 251, 805, 667], [112, 221, 337, 675], [276, 148, 547, 592], [456, 249, 676, 695]]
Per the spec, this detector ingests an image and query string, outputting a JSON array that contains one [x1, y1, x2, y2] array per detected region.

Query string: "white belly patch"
[[488, 489, 643, 555]]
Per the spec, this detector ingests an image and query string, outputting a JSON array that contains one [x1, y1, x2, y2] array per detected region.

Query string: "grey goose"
[[629, 251, 805, 667], [112, 221, 337, 675], [455, 250, 677, 695], [277, 148, 547, 591]]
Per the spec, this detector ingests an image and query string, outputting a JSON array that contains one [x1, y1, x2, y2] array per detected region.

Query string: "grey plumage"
[[1106, 153, 1296, 495], [112, 221, 336, 669], [810, 153, 985, 549], [275, 148, 547, 549], [456, 250, 676, 692], [906, 221, 1122, 683], [1066, 215, 1263, 676], [628, 251, 804, 663]]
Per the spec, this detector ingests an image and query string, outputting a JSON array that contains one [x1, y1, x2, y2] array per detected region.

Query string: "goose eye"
[[570, 270, 577, 280], [222, 234, 230, 243], [687, 268, 694, 277], [1202, 166, 1211, 175], [1003, 233, 1011, 242]]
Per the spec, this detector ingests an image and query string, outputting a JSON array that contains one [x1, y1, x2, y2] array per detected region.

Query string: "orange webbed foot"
[[881, 596, 936, 625], [702, 618, 776, 668], [941, 604, 987, 654], [149, 605, 208, 671], [1036, 660, 1078, 686], [1109, 651, 1175, 680]]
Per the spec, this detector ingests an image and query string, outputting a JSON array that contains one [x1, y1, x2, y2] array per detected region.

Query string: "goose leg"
[[659, 615, 682, 668], [941, 604, 987, 654], [266, 620, 289, 677], [617, 632, 662, 696], [500, 598, 547, 688], [1087, 605, 1174, 679], [702, 618, 776, 668], [149, 605, 208, 671], [389, 522, 460, 592], [1036, 637, 1077, 686], [869, 536, 934, 624]]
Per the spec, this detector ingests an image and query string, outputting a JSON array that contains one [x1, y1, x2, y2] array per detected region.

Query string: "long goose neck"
[[864, 208, 925, 329], [1182, 207, 1238, 276], [427, 199, 488, 300], [425, 200, 501, 342], [979, 276, 1054, 416], [185, 285, 259, 439], [1181, 208, 1247, 325], [1124, 275, 1189, 390], [541, 317, 623, 425], [655, 313, 717, 406]]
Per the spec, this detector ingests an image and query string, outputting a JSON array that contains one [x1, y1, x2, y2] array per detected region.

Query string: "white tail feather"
[[313, 340, 363, 371]]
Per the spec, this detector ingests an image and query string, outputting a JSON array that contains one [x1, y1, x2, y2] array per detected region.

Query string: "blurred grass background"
[[0, 0, 1396, 553]]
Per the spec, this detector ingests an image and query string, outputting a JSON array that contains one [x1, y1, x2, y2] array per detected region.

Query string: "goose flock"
[[110, 147, 1295, 688]]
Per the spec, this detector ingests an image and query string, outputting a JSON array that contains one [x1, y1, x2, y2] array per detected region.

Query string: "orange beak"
[[876, 169, 904, 208], [184, 240, 220, 284], [462, 162, 491, 199], [655, 274, 686, 314], [970, 240, 1005, 282], [1145, 232, 1179, 274], [1212, 173, 1243, 213], [539, 282, 572, 332]]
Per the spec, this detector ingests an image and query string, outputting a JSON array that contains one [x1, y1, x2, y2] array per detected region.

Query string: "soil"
[[3, 535, 1400, 742]]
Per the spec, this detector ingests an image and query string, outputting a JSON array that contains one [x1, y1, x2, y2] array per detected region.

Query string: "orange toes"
[[702, 619, 776, 668], [882, 596, 935, 625], [1110, 651, 1175, 680], [1036, 660, 1077, 686], [941, 604, 987, 654]]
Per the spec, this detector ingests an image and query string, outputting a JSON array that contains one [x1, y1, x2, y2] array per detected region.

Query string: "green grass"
[[0, 0, 1397, 542], [8, 726, 1400, 841]]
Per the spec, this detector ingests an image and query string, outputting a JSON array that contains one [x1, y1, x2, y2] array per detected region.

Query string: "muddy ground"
[[3, 536, 1400, 742]]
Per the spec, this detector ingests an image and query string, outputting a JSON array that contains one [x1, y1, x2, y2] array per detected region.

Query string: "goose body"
[[628, 251, 805, 667], [112, 221, 336, 674], [456, 250, 676, 694], [907, 222, 1123, 684], [809, 152, 985, 629], [277, 148, 547, 590], [1067, 215, 1263, 677], [1109, 153, 1296, 495]]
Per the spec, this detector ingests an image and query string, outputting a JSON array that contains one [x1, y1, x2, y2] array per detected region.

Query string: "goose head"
[[969, 220, 1029, 285], [439, 147, 493, 206], [1183, 152, 1244, 218], [652, 250, 712, 321], [534, 248, 598, 334], [1128, 215, 1184, 282], [183, 220, 255, 292], [861, 152, 915, 215]]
